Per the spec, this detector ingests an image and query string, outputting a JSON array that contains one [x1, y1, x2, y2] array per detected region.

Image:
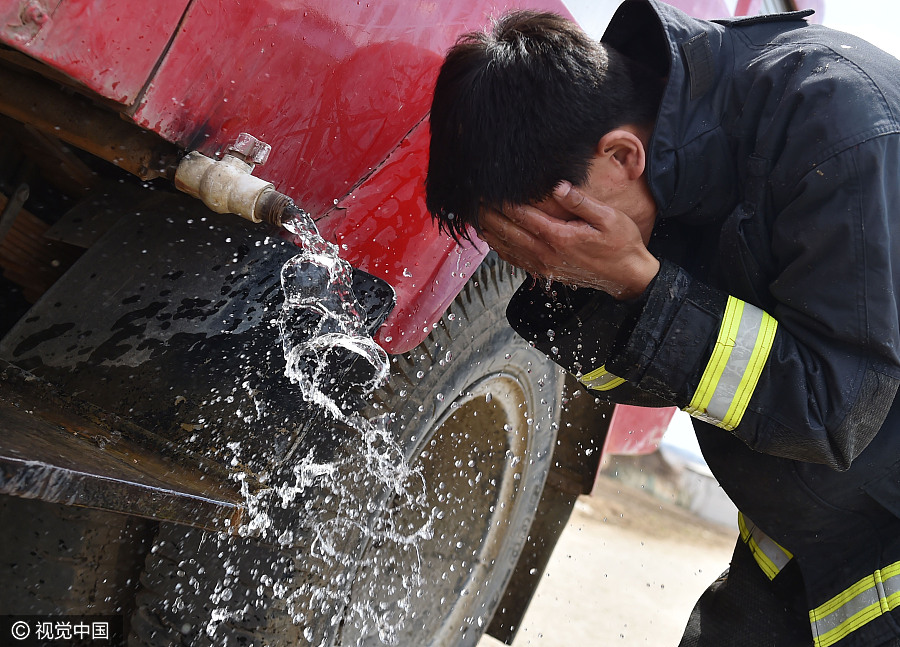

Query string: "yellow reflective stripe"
[[813, 601, 885, 647], [724, 310, 778, 429], [579, 365, 625, 391], [687, 297, 743, 415], [685, 296, 778, 431], [738, 512, 793, 581], [809, 561, 900, 647]]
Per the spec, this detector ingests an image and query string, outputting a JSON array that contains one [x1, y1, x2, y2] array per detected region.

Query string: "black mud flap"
[[0, 192, 395, 527]]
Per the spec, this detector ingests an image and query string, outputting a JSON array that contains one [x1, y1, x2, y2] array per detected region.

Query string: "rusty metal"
[[4, 0, 50, 42], [0, 183, 29, 243], [22, 124, 99, 196], [19, 0, 49, 28], [0, 62, 181, 181], [0, 359, 246, 533], [0, 192, 82, 301], [228, 132, 271, 167], [255, 188, 293, 228]]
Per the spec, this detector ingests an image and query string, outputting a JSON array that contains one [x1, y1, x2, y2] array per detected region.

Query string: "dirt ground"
[[478, 476, 738, 647]]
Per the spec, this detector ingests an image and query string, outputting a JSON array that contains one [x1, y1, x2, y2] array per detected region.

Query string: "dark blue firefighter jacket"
[[508, 2, 900, 645]]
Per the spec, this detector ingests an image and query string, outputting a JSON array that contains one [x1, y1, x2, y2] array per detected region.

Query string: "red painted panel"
[[132, 0, 568, 353], [133, 0, 571, 218], [603, 405, 676, 456], [124, 0, 740, 355], [0, 0, 189, 104], [317, 120, 489, 354]]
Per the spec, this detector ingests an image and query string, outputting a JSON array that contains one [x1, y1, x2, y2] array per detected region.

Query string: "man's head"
[[425, 10, 663, 242]]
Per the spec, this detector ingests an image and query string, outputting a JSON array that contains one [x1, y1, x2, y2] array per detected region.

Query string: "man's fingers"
[[554, 181, 584, 207], [552, 181, 610, 225], [479, 228, 534, 272], [482, 206, 541, 244], [480, 207, 517, 242], [506, 204, 575, 241], [480, 210, 533, 259], [552, 181, 586, 210], [479, 208, 560, 277]]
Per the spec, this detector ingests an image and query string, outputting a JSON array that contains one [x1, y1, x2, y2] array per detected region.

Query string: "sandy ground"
[[478, 476, 738, 647]]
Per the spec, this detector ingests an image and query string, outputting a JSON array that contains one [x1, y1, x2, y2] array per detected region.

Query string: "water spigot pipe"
[[173, 143, 396, 339], [174, 150, 290, 225], [174, 133, 309, 228]]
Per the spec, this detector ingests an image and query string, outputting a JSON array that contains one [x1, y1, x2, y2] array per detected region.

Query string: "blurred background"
[[565, 0, 900, 59]]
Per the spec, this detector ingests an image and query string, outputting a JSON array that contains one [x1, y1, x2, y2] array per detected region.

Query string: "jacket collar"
[[602, 0, 737, 224]]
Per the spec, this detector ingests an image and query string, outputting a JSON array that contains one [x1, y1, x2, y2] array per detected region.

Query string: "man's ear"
[[596, 128, 646, 181]]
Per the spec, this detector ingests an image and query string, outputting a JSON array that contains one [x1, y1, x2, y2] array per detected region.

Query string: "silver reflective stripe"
[[809, 562, 900, 647], [579, 365, 625, 391], [704, 303, 763, 419], [738, 512, 793, 581], [685, 296, 777, 430]]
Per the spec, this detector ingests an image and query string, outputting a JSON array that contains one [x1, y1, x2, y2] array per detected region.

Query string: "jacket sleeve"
[[607, 139, 900, 470], [506, 277, 674, 409]]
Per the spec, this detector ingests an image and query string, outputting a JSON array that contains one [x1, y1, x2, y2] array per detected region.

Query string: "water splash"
[[214, 205, 433, 645], [278, 209, 388, 416]]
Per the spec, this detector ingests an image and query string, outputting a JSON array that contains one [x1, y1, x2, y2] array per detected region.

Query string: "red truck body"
[[2, 0, 564, 354]]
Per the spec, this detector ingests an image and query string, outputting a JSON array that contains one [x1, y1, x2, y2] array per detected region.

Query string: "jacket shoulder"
[[726, 23, 900, 163], [712, 9, 814, 28]]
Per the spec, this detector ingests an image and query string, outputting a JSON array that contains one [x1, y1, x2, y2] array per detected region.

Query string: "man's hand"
[[479, 182, 660, 299]]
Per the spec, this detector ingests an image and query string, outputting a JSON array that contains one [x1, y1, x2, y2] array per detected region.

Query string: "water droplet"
[[218, 203, 436, 642]]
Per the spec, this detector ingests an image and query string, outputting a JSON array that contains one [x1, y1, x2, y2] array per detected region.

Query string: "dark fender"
[[0, 190, 394, 531]]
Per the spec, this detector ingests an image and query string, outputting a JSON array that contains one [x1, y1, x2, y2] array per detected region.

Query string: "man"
[[425, 2, 900, 646]]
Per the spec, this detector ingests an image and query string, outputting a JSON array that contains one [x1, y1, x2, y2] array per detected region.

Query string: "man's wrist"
[[616, 255, 660, 300]]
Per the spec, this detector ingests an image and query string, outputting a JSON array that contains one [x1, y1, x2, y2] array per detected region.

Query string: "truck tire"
[[338, 255, 563, 646], [128, 255, 562, 647]]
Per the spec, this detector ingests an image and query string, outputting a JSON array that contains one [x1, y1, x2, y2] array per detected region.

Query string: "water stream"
[[218, 206, 434, 645]]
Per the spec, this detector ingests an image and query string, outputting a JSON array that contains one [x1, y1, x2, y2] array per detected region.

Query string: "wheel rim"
[[342, 370, 534, 646]]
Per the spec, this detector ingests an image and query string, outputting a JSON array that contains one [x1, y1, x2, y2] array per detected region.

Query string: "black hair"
[[425, 10, 663, 243]]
